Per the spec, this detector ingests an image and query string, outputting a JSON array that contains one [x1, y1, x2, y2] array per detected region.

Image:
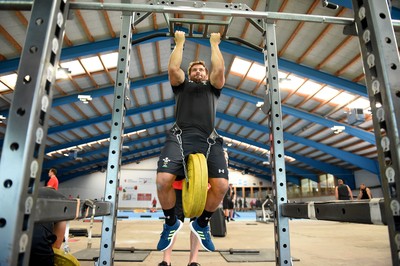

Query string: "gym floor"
[[65, 211, 391, 266]]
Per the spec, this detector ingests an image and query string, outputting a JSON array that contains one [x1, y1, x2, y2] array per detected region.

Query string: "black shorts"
[[157, 129, 229, 179], [223, 197, 233, 209]]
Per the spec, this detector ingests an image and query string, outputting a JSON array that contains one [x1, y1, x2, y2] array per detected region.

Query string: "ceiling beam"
[[0, 73, 372, 144], [217, 112, 378, 177], [0, 28, 368, 98], [220, 131, 354, 181]]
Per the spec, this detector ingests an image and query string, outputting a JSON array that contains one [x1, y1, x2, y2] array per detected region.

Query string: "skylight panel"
[[297, 80, 323, 96], [278, 70, 289, 79], [313, 86, 339, 101], [279, 73, 305, 91], [100, 52, 119, 69], [0, 73, 17, 89], [81, 56, 104, 72], [231, 57, 251, 75], [347, 97, 370, 109], [247, 63, 265, 80], [0, 82, 9, 92], [60, 60, 86, 76], [330, 91, 356, 105]]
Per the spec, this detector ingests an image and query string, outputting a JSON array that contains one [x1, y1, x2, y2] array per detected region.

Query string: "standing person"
[[152, 197, 157, 208], [47, 168, 59, 190], [156, 30, 229, 253], [335, 179, 353, 200], [238, 198, 243, 211], [223, 184, 234, 222], [357, 183, 372, 199], [159, 179, 201, 266]]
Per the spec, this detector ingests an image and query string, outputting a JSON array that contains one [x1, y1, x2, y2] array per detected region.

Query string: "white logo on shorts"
[[162, 157, 170, 168], [218, 169, 225, 173]]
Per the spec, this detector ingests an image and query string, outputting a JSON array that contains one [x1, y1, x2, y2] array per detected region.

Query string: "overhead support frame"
[[0, 0, 399, 265], [262, 18, 293, 265], [351, 0, 400, 265], [96, 9, 134, 266], [0, 0, 70, 265]]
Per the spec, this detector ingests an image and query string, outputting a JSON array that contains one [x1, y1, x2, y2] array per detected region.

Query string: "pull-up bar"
[[0, 1, 365, 26], [3, 1, 400, 27]]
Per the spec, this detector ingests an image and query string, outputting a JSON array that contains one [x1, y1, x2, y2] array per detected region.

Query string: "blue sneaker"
[[189, 219, 215, 252], [157, 219, 183, 251]]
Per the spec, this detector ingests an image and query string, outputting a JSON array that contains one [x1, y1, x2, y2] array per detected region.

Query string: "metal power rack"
[[0, 0, 399, 265]]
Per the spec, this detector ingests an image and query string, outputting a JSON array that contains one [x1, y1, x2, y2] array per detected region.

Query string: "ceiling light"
[[78, 94, 92, 104], [331, 125, 345, 134]]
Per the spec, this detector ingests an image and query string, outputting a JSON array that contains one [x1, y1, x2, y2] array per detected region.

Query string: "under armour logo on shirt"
[[218, 169, 225, 173]]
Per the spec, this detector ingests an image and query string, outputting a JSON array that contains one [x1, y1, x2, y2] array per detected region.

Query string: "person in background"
[[335, 179, 353, 200], [159, 179, 201, 266], [223, 183, 235, 222], [237, 198, 243, 211], [46, 168, 59, 190], [152, 197, 158, 208], [357, 183, 372, 199]]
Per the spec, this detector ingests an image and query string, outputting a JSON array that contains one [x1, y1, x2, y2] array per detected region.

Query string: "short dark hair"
[[187, 60, 209, 76], [50, 168, 57, 175]]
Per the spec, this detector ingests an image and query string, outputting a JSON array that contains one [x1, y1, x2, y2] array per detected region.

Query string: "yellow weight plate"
[[53, 247, 80, 266], [183, 153, 208, 218]]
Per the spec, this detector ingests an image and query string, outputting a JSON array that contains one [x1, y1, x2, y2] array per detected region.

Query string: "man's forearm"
[[169, 42, 184, 71], [210, 43, 225, 74]]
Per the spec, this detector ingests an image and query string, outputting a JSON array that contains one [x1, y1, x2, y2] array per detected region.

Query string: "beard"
[[190, 74, 206, 83]]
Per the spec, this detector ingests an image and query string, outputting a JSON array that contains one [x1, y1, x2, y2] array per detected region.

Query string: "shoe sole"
[[159, 220, 183, 251], [189, 221, 214, 252]]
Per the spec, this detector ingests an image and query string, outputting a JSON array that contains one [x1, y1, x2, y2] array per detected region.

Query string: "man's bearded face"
[[189, 64, 208, 83]]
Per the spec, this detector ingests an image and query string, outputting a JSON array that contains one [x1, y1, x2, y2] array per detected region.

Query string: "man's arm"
[[209, 33, 225, 89], [357, 190, 362, 199], [347, 186, 353, 200], [366, 188, 372, 199], [168, 31, 185, 86], [335, 186, 339, 200]]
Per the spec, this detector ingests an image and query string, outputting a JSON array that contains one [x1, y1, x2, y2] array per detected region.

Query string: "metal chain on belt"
[[172, 124, 217, 182], [174, 128, 189, 182]]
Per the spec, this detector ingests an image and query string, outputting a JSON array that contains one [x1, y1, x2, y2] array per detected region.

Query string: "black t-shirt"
[[173, 79, 221, 136], [338, 184, 350, 200], [360, 188, 371, 199]]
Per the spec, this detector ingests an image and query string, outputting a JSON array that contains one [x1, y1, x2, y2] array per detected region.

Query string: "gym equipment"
[[182, 153, 208, 218], [69, 228, 88, 237], [210, 207, 227, 237], [53, 247, 80, 266]]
